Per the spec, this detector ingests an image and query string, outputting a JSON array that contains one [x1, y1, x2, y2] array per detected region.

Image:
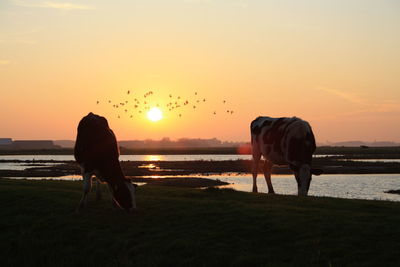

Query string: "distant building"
[[10, 140, 60, 150]]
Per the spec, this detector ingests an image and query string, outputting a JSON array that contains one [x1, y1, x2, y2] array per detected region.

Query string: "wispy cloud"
[[316, 86, 367, 105], [0, 60, 11, 65], [13, 0, 94, 10], [313, 86, 400, 120]]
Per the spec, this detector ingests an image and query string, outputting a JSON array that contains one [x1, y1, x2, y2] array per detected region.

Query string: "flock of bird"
[[96, 90, 235, 120]]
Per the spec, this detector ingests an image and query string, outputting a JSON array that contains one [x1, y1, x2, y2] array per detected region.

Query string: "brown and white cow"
[[74, 112, 136, 212], [250, 116, 323, 196]]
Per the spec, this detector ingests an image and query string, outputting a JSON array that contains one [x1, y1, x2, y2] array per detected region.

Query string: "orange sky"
[[1, 0, 399, 142]]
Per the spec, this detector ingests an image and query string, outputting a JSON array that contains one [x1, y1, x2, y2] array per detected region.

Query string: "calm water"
[[0, 154, 338, 171], [0, 162, 62, 170], [1, 154, 398, 171], [1, 154, 399, 202], [209, 173, 400, 202], [339, 159, 400, 163]]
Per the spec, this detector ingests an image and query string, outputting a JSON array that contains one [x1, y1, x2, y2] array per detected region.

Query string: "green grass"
[[1, 179, 400, 266]]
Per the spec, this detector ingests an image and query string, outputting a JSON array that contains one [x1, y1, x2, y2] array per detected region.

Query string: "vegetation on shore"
[[1, 179, 400, 266], [1, 157, 400, 178]]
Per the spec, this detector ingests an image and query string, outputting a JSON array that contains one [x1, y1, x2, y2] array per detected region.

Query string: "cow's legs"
[[106, 183, 120, 209], [263, 161, 275, 194], [298, 164, 311, 196], [95, 178, 102, 200], [252, 152, 261, 193], [76, 172, 92, 212], [294, 171, 301, 195], [294, 164, 312, 196]]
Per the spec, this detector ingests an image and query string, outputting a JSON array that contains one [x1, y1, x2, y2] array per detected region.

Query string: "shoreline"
[[1, 158, 400, 177], [0, 146, 400, 156]]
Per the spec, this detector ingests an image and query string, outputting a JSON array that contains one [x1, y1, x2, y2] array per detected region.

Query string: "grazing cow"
[[74, 112, 137, 212], [250, 116, 323, 196]]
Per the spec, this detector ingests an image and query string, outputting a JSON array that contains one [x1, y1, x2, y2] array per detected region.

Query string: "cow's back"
[[251, 116, 316, 168], [74, 113, 120, 173]]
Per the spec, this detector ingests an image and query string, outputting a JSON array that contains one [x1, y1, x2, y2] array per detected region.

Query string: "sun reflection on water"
[[143, 155, 165, 161]]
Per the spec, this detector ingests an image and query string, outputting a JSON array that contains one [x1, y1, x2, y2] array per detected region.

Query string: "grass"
[[1, 179, 400, 266]]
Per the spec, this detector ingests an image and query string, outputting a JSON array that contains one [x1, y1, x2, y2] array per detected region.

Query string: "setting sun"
[[147, 107, 163, 122]]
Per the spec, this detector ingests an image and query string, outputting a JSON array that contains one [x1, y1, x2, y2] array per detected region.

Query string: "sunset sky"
[[1, 0, 399, 142]]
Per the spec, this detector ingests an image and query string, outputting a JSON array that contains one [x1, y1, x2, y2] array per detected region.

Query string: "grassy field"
[[1, 179, 400, 266]]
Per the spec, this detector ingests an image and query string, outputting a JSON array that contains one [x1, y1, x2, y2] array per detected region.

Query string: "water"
[[0, 162, 62, 170], [206, 173, 400, 202], [338, 159, 400, 163], [1, 154, 399, 202], [0, 154, 251, 161]]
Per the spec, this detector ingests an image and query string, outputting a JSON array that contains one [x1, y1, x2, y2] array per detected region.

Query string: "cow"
[[250, 116, 323, 196], [74, 112, 137, 212]]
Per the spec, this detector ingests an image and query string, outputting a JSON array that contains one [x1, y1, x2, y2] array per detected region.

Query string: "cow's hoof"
[[252, 188, 258, 193]]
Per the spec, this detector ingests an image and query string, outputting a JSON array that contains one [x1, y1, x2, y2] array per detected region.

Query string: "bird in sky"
[[97, 89, 236, 121]]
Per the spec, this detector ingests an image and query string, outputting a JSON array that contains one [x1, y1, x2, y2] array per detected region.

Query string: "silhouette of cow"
[[251, 116, 323, 196], [74, 112, 137, 212]]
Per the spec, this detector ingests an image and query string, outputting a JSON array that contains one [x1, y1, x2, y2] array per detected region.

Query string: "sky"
[[1, 0, 399, 142]]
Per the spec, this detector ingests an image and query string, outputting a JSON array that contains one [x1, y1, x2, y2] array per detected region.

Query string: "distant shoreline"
[[0, 146, 400, 156]]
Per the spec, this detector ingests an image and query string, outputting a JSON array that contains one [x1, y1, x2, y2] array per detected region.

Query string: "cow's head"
[[297, 164, 323, 196], [111, 180, 137, 212]]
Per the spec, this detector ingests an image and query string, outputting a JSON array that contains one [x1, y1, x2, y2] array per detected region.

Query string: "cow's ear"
[[311, 168, 323, 175]]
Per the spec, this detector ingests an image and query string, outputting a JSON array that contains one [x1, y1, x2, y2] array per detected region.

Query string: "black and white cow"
[[74, 112, 137, 212], [251, 116, 323, 196]]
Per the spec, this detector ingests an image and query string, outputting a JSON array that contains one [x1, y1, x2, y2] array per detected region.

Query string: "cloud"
[[313, 86, 400, 120], [0, 60, 11, 65], [316, 86, 367, 105], [13, 0, 94, 10]]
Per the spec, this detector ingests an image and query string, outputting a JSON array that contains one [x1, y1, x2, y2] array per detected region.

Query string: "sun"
[[147, 107, 163, 122]]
